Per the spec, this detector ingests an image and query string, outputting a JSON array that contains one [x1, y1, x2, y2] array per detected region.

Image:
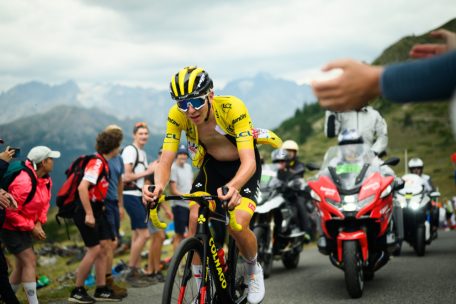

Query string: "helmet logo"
[[197, 74, 206, 89]]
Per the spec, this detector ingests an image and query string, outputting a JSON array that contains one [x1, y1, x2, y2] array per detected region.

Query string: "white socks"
[[244, 254, 258, 276], [191, 264, 202, 290], [23, 281, 39, 304]]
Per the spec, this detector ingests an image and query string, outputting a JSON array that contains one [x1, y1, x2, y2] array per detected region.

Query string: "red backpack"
[[56, 154, 108, 221]]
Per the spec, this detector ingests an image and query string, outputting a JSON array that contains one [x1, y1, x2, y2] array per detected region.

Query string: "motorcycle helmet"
[[408, 157, 424, 175], [338, 129, 364, 162], [170, 66, 213, 101], [282, 140, 299, 152], [271, 149, 289, 163]]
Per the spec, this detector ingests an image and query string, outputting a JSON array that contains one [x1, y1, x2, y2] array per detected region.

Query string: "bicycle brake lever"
[[221, 186, 230, 210]]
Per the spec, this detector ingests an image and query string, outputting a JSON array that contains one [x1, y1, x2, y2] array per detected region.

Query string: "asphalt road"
[[122, 230, 456, 304]]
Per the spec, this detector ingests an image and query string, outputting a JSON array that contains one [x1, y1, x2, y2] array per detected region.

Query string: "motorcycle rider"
[[408, 158, 436, 193], [281, 140, 313, 240], [324, 106, 388, 157], [281, 140, 306, 174], [271, 149, 310, 240], [408, 158, 439, 238]]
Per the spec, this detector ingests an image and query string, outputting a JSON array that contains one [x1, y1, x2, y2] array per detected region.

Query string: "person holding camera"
[[0, 143, 20, 304], [0, 145, 60, 304]]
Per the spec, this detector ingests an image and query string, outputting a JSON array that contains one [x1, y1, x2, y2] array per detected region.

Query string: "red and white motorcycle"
[[307, 143, 401, 298]]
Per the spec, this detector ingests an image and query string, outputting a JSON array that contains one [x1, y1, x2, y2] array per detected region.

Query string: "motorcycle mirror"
[[394, 178, 405, 191], [383, 157, 400, 166], [430, 191, 441, 197], [305, 163, 320, 171]]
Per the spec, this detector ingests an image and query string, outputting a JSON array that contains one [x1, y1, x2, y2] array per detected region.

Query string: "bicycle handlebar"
[[147, 186, 243, 232]]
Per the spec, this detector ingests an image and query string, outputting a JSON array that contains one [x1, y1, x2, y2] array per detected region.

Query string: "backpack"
[[56, 154, 108, 221], [0, 160, 37, 206], [121, 144, 142, 191]]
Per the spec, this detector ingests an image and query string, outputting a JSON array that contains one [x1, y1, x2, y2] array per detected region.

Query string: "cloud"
[[0, 0, 455, 91]]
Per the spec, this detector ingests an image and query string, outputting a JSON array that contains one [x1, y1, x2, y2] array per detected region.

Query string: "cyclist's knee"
[[188, 205, 199, 235]]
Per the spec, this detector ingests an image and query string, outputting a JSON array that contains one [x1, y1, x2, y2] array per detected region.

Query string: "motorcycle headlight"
[[380, 185, 392, 198], [358, 194, 375, 208], [409, 200, 420, 210], [342, 202, 357, 212], [310, 190, 321, 202]]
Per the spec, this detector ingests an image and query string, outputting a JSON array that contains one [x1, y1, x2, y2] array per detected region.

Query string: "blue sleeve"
[[381, 51, 456, 103]]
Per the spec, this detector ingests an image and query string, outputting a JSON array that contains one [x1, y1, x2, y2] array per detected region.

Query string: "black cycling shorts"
[[190, 148, 262, 210]]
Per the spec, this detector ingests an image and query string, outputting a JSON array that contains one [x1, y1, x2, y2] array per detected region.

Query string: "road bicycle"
[[148, 186, 248, 304]]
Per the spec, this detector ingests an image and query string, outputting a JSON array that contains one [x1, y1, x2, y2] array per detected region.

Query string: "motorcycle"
[[307, 143, 401, 298], [394, 173, 440, 256], [251, 163, 312, 278]]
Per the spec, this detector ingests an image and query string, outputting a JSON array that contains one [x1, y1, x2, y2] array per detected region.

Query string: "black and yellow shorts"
[[189, 148, 262, 216]]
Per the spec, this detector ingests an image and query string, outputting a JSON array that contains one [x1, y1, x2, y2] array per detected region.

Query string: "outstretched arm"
[[410, 29, 456, 59]]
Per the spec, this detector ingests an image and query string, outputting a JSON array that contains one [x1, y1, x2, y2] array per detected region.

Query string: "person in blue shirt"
[[312, 29, 456, 111], [103, 125, 128, 299]]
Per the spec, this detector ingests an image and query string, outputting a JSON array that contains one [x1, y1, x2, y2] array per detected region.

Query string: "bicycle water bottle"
[[217, 247, 228, 273]]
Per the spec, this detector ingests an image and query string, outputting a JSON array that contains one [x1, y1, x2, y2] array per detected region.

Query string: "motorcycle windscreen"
[[319, 143, 380, 189]]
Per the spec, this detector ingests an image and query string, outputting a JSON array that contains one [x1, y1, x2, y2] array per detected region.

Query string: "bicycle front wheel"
[[162, 237, 204, 304]]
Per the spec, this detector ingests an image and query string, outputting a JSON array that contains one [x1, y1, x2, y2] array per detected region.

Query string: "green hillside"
[[274, 18, 456, 200]]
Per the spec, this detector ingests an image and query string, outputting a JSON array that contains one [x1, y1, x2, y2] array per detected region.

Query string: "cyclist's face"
[[185, 95, 210, 125]]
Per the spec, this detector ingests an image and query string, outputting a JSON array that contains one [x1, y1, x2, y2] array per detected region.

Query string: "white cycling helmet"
[[282, 140, 299, 151], [408, 158, 424, 168]]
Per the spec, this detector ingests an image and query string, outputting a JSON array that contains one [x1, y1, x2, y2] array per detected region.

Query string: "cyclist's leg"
[[187, 156, 216, 290]]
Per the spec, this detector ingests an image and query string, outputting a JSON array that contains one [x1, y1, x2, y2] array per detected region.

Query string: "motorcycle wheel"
[[343, 240, 364, 298], [253, 226, 273, 278], [414, 225, 426, 257], [282, 250, 300, 269]]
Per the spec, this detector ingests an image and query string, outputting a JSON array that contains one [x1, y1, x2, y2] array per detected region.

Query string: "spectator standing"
[[0, 146, 60, 304], [121, 122, 155, 287], [169, 144, 193, 251], [102, 125, 127, 298], [68, 131, 123, 303]]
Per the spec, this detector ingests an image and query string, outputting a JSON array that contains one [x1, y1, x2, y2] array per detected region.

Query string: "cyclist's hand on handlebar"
[[217, 185, 242, 210], [142, 184, 163, 207]]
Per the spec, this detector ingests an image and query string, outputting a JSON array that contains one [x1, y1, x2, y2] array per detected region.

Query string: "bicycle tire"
[[228, 237, 248, 303], [162, 237, 206, 304]]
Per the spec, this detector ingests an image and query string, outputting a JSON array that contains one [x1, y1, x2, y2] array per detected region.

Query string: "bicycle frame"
[[152, 193, 246, 304], [196, 203, 234, 303]]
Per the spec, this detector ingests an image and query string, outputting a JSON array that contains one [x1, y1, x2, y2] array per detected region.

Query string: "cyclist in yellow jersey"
[[143, 66, 281, 304]]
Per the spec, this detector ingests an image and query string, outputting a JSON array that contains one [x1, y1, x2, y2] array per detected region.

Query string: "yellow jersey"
[[162, 95, 282, 168]]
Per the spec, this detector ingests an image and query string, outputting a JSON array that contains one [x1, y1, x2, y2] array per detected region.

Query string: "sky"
[[0, 0, 455, 92]]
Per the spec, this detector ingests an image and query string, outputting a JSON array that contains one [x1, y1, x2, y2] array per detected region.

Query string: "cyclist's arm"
[[144, 107, 182, 202], [218, 98, 256, 205], [154, 150, 175, 191]]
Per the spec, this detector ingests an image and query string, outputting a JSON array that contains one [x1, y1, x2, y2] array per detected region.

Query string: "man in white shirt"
[[169, 145, 194, 250]]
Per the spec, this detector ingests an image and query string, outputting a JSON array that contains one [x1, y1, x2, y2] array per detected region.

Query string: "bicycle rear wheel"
[[162, 237, 205, 304], [228, 237, 248, 303]]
